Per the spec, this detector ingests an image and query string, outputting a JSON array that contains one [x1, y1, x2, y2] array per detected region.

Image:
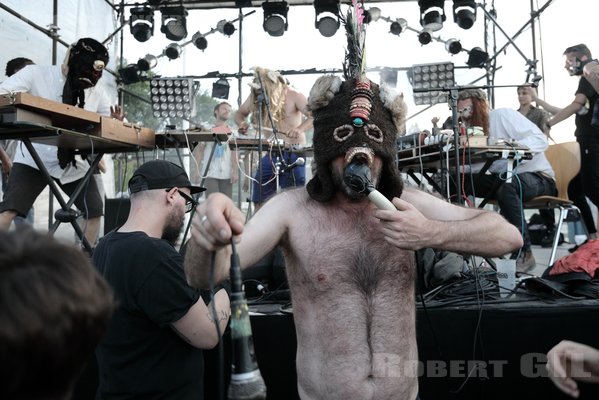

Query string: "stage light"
[[130, 5, 154, 43], [445, 38, 462, 54], [118, 64, 141, 85], [192, 32, 208, 51], [418, 28, 433, 45], [314, 0, 340, 38], [217, 20, 236, 36], [212, 78, 230, 99], [137, 54, 157, 72], [390, 18, 407, 36], [150, 77, 195, 119], [453, 0, 476, 29], [418, 0, 446, 32], [160, 6, 188, 41], [364, 7, 381, 24], [262, 1, 288, 37], [148, 0, 163, 6], [164, 43, 183, 60], [409, 62, 455, 105], [467, 47, 489, 68]]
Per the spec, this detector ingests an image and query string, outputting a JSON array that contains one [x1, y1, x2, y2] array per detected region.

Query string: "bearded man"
[[92, 160, 230, 399], [183, 4, 522, 399]]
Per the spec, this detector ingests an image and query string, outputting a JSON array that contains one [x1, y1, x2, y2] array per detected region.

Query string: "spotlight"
[[314, 0, 340, 37], [164, 43, 183, 60], [217, 20, 236, 36], [262, 1, 288, 37], [160, 6, 188, 41], [390, 18, 407, 36], [445, 39, 462, 54], [212, 78, 230, 99], [467, 47, 489, 68], [418, 28, 433, 45], [453, 0, 477, 29], [364, 7, 381, 24], [409, 62, 455, 105], [130, 5, 154, 43], [118, 64, 141, 85], [192, 32, 208, 51], [137, 54, 157, 71], [418, 0, 446, 32], [150, 77, 195, 119]]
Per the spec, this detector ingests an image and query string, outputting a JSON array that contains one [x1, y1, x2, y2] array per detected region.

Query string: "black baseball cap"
[[128, 160, 205, 194]]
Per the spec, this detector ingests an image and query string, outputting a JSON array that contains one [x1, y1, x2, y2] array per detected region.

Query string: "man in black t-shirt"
[[533, 43, 599, 238], [93, 160, 230, 399]]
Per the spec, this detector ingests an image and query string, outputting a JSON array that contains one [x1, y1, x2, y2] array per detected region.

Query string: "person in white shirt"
[[0, 38, 123, 247], [191, 102, 238, 197], [457, 88, 556, 272]]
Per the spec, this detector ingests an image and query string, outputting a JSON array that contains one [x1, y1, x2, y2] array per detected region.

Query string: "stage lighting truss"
[[452, 0, 477, 30], [262, 1, 288, 37], [130, 5, 154, 43], [160, 6, 188, 41], [150, 77, 195, 119], [212, 78, 230, 99], [418, 0, 446, 32], [410, 62, 455, 106], [314, 0, 340, 38]]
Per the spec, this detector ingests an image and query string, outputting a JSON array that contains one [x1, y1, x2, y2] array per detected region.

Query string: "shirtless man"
[[185, 74, 522, 399], [234, 67, 313, 208]]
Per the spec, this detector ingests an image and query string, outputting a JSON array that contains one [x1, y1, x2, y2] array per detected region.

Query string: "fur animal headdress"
[[306, 0, 407, 203]]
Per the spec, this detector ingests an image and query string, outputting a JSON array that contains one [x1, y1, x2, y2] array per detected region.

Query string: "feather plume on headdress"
[[342, 0, 367, 82]]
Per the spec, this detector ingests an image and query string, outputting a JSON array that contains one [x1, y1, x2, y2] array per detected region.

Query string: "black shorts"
[[0, 163, 103, 218]]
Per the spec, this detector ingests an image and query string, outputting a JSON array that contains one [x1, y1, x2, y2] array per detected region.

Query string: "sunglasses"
[[166, 188, 197, 213]]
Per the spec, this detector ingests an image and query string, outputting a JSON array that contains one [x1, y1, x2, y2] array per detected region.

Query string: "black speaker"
[[104, 198, 130, 235]]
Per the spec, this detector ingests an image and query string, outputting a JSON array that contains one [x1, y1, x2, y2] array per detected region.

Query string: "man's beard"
[[162, 207, 185, 245]]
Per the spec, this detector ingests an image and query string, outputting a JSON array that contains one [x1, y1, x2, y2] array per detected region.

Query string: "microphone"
[[228, 241, 267, 400], [282, 157, 305, 172], [343, 161, 396, 210]]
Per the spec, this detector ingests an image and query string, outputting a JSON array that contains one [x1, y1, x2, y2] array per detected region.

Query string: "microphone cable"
[[208, 250, 226, 400]]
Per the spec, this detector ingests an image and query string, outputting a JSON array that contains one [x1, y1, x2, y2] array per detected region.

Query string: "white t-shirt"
[[0, 65, 113, 183]]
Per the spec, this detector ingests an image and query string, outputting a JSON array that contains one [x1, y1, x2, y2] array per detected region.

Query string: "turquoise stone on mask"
[[352, 118, 364, 127]]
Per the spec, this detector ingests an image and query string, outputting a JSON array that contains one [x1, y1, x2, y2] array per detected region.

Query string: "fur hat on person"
[[306, 1, 407, 203]]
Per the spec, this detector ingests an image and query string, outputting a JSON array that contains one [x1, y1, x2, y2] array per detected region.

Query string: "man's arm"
[[374, 187, 523, 257], [0, 147, 12, 175], [530, 87, 563, 116], [546, 93, 587, 129], [235, 95, 253, 134], [184, 192, 290, 288], [171, 288, 230, 349], [190, 143, 206, 184]]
